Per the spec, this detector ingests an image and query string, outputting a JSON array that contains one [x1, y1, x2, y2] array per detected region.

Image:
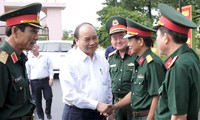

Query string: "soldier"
[[154, 3, 200, 120], [0, 3, 43, 120], [106, 16, 137, 120], [113, 18, 165, 120]]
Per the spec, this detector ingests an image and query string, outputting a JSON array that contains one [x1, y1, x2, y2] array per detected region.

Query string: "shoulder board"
[[108, 50, 117, 57], [0, 51, 9, 64], [146, 54, 153, 64]]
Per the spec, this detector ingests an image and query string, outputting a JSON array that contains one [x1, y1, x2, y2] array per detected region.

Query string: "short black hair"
[[158, 26, 187, 44], [74, 22, 95, 39], [5, 23, 38, 37]]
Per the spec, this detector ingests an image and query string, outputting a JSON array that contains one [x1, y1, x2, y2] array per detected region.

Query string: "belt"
[[31, 77, 49, 81], [132, 110, 149, 117], [14, 115, 34, 120]]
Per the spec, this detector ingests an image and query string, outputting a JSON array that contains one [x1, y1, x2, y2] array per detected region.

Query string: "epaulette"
[[165, 56, 178, 69], [146, 54, 153, 64], [108, 50, 117, 57], [0, 50, 9, 64]]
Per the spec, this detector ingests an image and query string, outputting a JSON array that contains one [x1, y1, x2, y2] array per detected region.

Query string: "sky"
[[62, 0, 106, 31], [6, 0, 106, 31]]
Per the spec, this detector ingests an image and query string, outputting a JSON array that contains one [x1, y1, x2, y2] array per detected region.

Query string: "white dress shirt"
[[59, 47, 112, 110], [26, 54, 54, 80]]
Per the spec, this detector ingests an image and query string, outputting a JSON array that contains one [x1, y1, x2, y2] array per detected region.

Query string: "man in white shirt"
[[59, 22, 113, 120], [26, 44, 54, 120]]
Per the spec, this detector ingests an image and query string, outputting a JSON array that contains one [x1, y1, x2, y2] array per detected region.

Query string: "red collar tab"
[[127, 27, 152, 37], [158, 16, 189, 34], [165, 56, 178, 69], [6, 14, 39, 27], [109, 25, 127, 34], [11, 52, 18, 63], [138, 56, 145, 65]]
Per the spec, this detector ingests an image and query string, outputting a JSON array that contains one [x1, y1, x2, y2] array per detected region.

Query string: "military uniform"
[[0, 2, 42, 120], [131, 49, 165, 120], [124, 18, 165, 120], [155, 3, 200, 120], [106, 16, 136, 120], [0, 42, 35, 119]]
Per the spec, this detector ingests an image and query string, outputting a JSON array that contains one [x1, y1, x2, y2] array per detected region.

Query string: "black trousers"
[[30, 77, 53, 118], [62, 104, 106, 120]]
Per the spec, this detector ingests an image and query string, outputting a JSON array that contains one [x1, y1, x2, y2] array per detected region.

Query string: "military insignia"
[[137, 74, 144, 79], [11, 52, 18, 63], [146, 55, 153, 63], [0, 51, 9, 64], [112, 19, 119, 26], [110, 64, 116, 68], [138, 57, 145, 65], [108, 50, 117, 57], [127, 62, 134, 66], [165, 56, 178, 69]]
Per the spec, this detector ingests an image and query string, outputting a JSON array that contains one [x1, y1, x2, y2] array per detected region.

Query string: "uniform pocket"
[[10, 76, 27, 105], [134, 77, 147, 96]]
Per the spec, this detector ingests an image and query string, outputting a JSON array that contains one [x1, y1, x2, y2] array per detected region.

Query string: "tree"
[[97, 6, 153, 48], [97, 0, 200, 48]]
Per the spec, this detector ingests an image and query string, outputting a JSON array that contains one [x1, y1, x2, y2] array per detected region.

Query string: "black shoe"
[[46, 114, 52, 119], [38, 115, 44, 120]]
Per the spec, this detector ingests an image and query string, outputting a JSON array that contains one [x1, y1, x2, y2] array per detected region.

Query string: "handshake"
[[96, 102, 116, 117]]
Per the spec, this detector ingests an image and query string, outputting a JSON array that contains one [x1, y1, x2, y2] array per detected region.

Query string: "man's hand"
[[96, 102, 113, 116], [49, 79, 53, 86]]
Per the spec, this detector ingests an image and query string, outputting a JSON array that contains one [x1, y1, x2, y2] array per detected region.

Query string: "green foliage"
[[97, 6, 153, 48]]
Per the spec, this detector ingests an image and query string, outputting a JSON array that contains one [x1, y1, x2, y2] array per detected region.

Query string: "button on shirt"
[[59, 48, 112, 110], [26, 54, 54, 80]]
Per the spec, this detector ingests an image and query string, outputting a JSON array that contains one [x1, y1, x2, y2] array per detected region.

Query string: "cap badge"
[[112, 19, 119, 26]]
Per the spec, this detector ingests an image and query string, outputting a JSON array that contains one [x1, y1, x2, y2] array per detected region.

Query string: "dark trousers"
[[30, 77, 53, 118], [62, 104, 106, 120]]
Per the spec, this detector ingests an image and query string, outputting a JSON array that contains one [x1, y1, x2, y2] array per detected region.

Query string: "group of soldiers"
[[0, 1, 199, 120], [105, 3, 200, 120]]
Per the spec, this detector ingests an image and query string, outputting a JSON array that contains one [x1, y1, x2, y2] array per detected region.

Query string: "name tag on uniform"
[[137, 74, 144, 79], [14, 76, 23, 83], [110, 64, 116, 67], [127, 62, 134, 66]]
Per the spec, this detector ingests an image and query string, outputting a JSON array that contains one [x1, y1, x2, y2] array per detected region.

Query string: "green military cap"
[[124, 18, 155, 39], [0, 2, 42, 29], [106, 16, 127, 35], [155, 3, 197, 34]]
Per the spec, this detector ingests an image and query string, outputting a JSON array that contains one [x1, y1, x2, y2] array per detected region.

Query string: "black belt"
[[67, 104, 99, 113], [31, 77, 49, 81], [14, 115, 34, 120]]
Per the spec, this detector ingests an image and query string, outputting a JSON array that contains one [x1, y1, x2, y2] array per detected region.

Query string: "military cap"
[[0, 2, 42, 28], [124, 18, 155, 39], [106, 16, 127, 35], [155, 3, 197, 34]]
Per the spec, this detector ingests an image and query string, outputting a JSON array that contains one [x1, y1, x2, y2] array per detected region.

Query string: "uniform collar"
[[136, 48, 151, 66], [1, 41, 28, 63], [164, 43, 189, 69], [115, 47, 131, 58]]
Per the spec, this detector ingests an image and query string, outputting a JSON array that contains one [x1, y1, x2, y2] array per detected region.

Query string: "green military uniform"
[[0, 42, 35, 119], [124, 18, 166, 120], [106, 16, 136, 120], [109, 49, 137, 120], [0, 3, 42, 119], [131, 49, 165, 120], [156, 44, 200, 120], [155, 3, 200, 120]]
